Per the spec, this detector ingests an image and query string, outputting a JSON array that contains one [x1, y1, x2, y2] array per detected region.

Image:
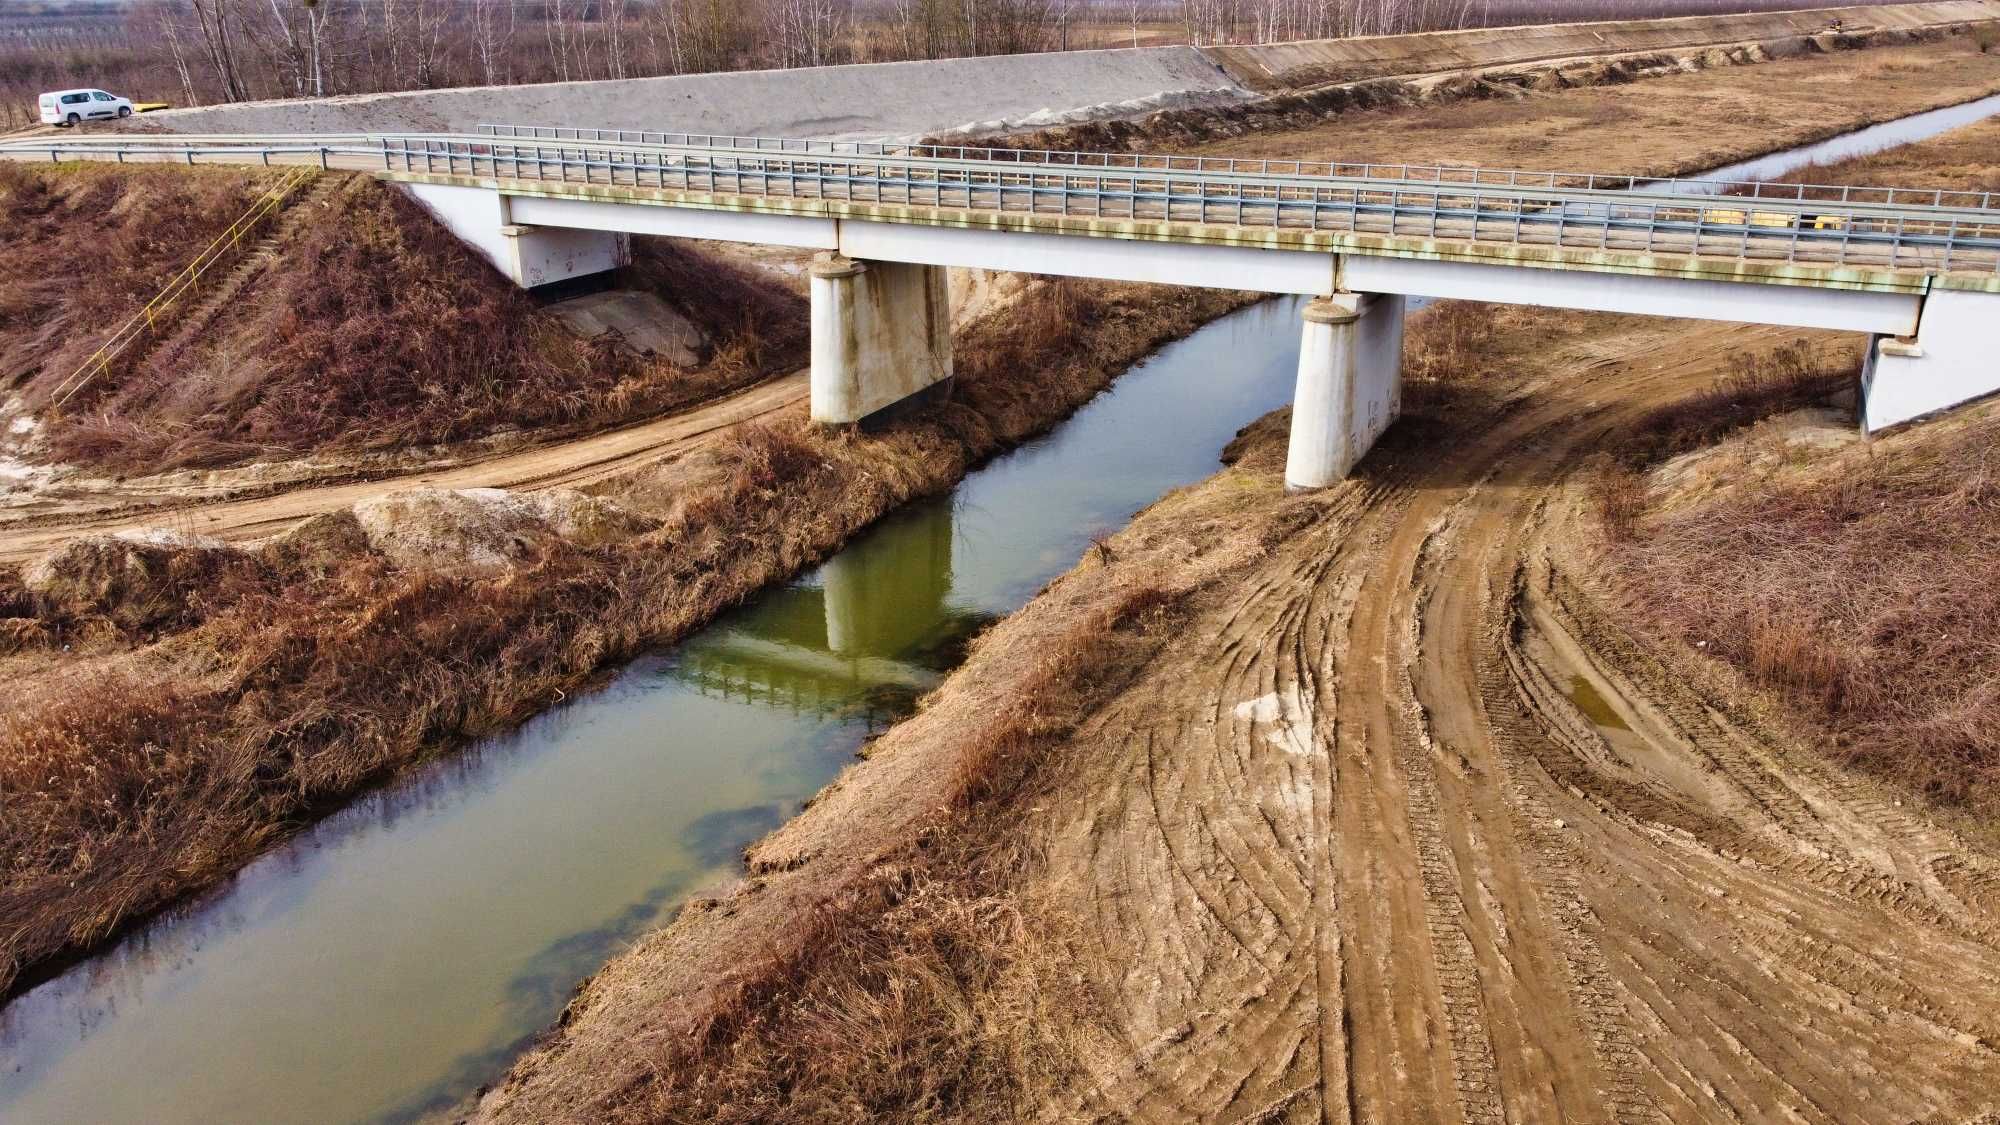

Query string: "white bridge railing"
[[9, 128, 2000, 276]]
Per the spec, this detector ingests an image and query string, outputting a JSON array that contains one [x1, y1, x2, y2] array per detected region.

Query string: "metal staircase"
[[46, 166, 326, 408]]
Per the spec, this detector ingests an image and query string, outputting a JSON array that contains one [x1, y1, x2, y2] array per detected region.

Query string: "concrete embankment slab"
[[132, 47, 1248, 141], [1202, 1, 2000, 91]]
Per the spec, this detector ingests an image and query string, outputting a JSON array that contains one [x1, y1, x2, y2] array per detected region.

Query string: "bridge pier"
[[810, 253, 953, 425], [1285, 292, 1405, 491]]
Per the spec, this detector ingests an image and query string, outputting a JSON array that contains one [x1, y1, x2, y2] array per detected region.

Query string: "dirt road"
[[1034, 314, 2000, 1122], [0, 370, 808, 563], [471, 308, 2000, 1123]]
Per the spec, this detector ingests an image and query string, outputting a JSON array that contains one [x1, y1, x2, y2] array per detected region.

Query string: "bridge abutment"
[[397, 181, 626, 289], [1285, 292, 1405, 491], [809, 254, 953, 426], [1860, 289, 2000, 433]]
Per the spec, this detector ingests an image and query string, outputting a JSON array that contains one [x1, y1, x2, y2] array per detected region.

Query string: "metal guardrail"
[[475, 122, 2000, 213], [47, 165, 318, 407], [420, 133, 2000, 274], [10, 130, 2000, 277]]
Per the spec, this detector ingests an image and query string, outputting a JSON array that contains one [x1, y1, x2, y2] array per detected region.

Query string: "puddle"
[[1569, 674, 1634, 732]]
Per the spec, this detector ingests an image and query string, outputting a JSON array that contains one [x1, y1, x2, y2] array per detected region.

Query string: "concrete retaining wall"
[[131, 47, 1246, 141]]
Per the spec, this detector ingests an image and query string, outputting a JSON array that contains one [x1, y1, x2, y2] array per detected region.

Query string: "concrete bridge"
[[9, 128, 2000, 487]]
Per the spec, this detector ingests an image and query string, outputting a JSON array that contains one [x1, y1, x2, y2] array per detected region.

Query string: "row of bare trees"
[[1181, 0, 1492, 45]]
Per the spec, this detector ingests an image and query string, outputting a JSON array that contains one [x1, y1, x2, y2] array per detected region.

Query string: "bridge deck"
[[9, 128, 2000, 285]]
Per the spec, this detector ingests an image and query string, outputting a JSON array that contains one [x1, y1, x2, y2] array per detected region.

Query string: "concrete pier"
[[809, 253, 953, 425], [1285, 292, 1406, 490]]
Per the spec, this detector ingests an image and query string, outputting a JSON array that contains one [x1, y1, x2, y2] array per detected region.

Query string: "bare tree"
[[409, 0, 452, 86], [254, 0, 338, 96], [189, 0, 251, 101], [1180, 0, 1240, 45], [146, 0, 205, 105], [603, 0, 633, 79], [776, 0, 851, 68], [470, 0, 507, 84], [545, 0, 580, 80]]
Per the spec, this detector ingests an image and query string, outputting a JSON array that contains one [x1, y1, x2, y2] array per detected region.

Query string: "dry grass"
[[1587, 99, 2000, 816], [1583, 329, 1997, 813], [0, 275, 1245, 996], [1616, 340, 1850, 469], [1601, 402, 2000, 810], [9, 168, 804, 471], [958, 30, 2000, 175], [0, 163, 273, 388], [1404, 299, 1503, 385], [1732, 113, 2000, 199]]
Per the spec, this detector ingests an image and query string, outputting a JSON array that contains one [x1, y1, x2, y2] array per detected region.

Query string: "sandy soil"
[[0, 371, 808, 563]]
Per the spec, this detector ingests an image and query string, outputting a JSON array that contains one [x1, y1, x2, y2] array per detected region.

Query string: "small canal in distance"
[[0, 297, 1310, 1124], [9, 87, 2000, 1125]]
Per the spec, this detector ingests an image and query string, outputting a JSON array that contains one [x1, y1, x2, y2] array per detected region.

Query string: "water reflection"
[[671, 497, 991, 728]]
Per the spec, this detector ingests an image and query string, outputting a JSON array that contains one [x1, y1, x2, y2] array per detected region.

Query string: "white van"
[[39, 89, 133, 127]]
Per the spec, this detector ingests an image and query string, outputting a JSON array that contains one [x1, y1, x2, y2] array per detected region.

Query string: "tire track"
[[1039, 312, 2000, 1123]]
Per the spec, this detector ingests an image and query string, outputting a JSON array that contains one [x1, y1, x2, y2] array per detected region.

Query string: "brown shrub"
[[0, 163, 271, 393]]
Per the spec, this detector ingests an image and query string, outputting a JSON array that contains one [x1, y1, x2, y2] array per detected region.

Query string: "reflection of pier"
[[670, 500, 991, 725], [821, 499, 955, 656]]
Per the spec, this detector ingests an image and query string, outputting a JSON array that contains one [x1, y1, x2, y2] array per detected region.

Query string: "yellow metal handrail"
[[48, 165, 320, 407]]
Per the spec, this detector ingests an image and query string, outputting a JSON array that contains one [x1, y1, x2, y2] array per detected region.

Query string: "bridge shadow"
[[1367, 367, 1637, 490]]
